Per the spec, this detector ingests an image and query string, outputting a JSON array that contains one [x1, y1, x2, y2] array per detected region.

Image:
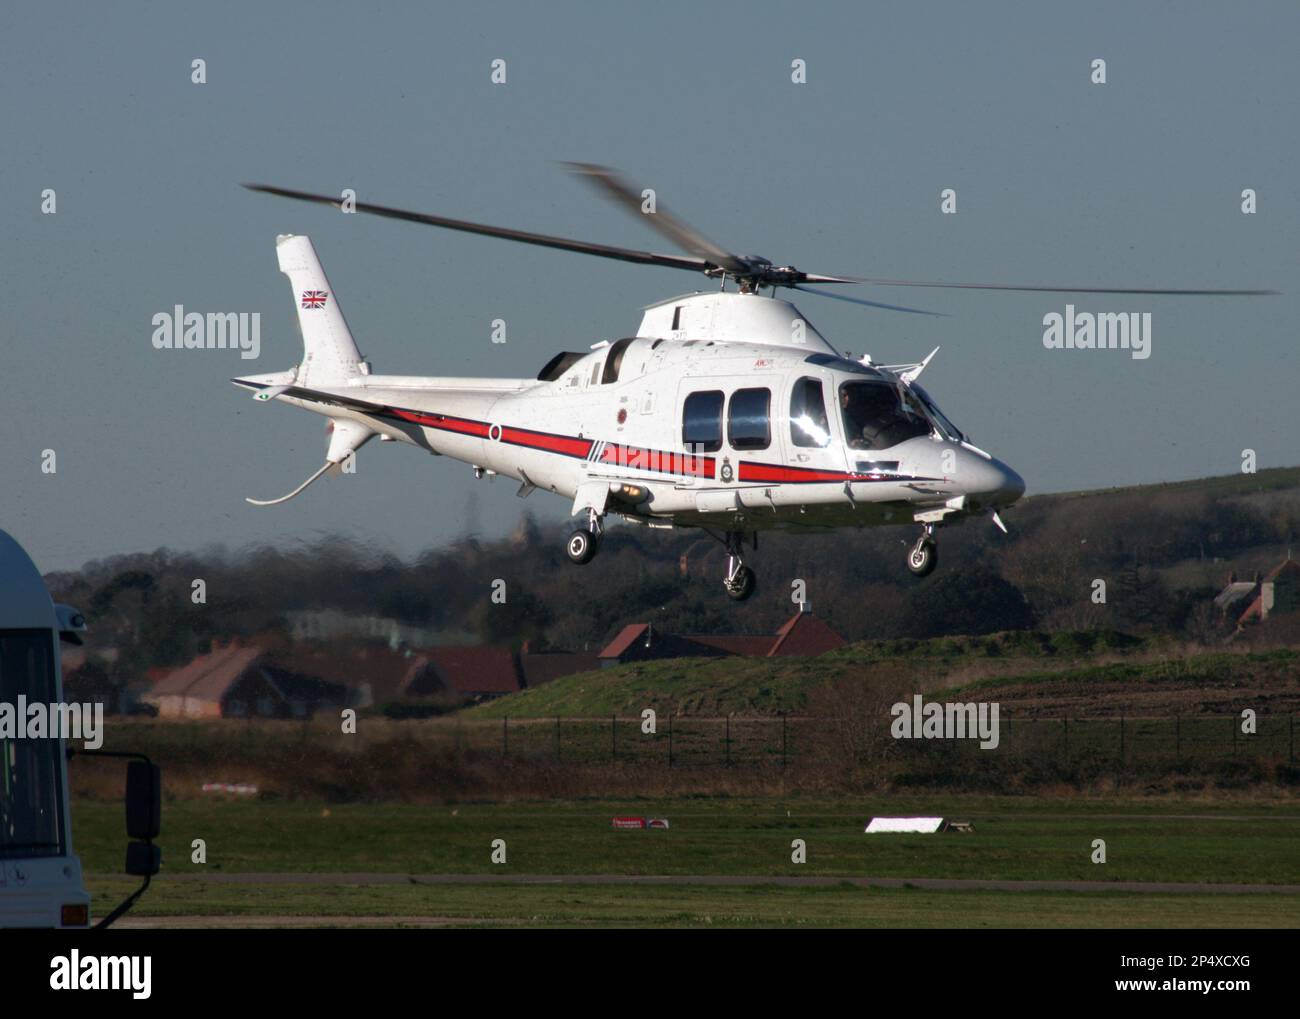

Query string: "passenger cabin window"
[[728, 388, 771, 451], [601, 338, 635, 384], [838, 380, 931, 451], [789, 377, 831, 448], [682, 391, 724, 453]]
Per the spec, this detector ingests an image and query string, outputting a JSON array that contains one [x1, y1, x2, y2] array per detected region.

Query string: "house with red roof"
[[1225, 558, 1300, 629], [403, 646, 524, 699], [144, 641, 351, 719]]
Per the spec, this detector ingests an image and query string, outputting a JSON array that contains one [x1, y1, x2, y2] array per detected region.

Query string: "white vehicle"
[[239, 165, 1270, 600], [0, 528, 160, 929]]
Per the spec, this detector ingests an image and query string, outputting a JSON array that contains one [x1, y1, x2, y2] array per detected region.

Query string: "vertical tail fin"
[[276, 234, 368, 385]]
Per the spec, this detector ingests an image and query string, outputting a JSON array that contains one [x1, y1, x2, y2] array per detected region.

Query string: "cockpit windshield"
[[838, 380, 932, 450], [911, 383, 966, 442]]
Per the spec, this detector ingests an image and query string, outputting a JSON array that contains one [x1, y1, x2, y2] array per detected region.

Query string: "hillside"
[[464, 631, 1300, 719]]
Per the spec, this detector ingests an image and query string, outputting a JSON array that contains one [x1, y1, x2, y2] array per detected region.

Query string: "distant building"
[[144, 642, 351, 719], [518, 649, 601, 688], [597, 608, 847, 667], [1213, 574, 1257, 616], [1222, 559, 1300, 629], [1227, 556, 1300, 629], [403, 647, 523, 699], [146, 636, 601, 718], [270, 642, 431, 707]]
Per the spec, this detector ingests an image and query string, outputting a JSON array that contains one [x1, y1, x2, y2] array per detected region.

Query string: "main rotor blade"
[[793, 284, 946, 317], [562, 162, 751, 276], [834, 275, 1277, 296], [242, 183, 711, 274]]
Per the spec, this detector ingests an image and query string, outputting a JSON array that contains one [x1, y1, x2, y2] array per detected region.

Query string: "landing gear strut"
[[722, 530, 757, 602], [566, 508, 603, 565], [907, 524, 938, 577]]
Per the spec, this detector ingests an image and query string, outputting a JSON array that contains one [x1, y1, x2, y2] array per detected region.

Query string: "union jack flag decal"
[[301, 290, 328, 309]]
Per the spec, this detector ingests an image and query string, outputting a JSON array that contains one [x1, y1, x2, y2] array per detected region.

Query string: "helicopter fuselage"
[[236, 326, 1023, 534], [235, 240, 1024, 597]]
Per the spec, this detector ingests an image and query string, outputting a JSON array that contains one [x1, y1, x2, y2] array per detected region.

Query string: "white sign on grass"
[[864, 817, 946, 834]]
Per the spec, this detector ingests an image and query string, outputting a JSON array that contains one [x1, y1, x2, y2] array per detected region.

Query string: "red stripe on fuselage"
[[738, 462, 853, 484], [599, 443, 714, 478], [498, 425, 593, 459], [386, 407, 491, 437], [371, 397, 870, 486]]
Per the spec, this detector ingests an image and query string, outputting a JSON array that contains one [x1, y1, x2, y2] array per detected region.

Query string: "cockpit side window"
[[838, 380, 931, 451], [789, 377, 831, 448], [912, 383, 966, 442]]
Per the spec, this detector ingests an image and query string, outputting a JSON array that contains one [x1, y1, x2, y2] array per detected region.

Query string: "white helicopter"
[[237, 165, 1272, 601]]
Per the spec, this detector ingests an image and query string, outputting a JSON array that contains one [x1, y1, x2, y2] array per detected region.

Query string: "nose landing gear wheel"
[[907, 536, 937, 577], [724, 564, 756, 601], [566, 529, 599, 565]]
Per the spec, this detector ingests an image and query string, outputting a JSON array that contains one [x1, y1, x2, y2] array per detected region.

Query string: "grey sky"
[[2, 1, 1296, 570]]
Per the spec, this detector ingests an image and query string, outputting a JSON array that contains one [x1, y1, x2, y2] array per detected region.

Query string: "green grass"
[[463, 656, 830, 718], [89, 880, 1300, 928], [932, 649, 1300, 699], [1041, 465, 1300, 502], [461, 639, 1298, 721], [75, 796, 1300, 884]]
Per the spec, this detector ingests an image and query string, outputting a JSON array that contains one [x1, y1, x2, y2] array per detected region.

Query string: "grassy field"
[[75, 795, 1300, 927], [460, 640, 1300, 720], [74, 795, 1300, 883], [92, 880, 1300, 929]]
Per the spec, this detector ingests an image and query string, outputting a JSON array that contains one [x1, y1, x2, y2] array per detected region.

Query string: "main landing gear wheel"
[[566, 528, 599, 565], [718, 529, 758, 601], [907, 534, 937, 577], [724, 564, 756, 602]]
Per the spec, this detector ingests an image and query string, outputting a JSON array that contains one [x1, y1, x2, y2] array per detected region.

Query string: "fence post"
[[668, 714, 674, 768], [503, 715, 509, 756], [725, 714, 731, 766]]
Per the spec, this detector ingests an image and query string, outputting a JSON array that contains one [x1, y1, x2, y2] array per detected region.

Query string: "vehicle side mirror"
[[54, 603, 87, 645], [125, 760, 161, 841], [125, 841, 161, 878]]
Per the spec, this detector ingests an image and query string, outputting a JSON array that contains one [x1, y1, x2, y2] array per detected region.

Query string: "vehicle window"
[[838, 380, 930, 450], [682, 390, 724, 453], [728, 388, 771, 451], [789, 377, 831, 448], [0, 629, 64, 860]]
